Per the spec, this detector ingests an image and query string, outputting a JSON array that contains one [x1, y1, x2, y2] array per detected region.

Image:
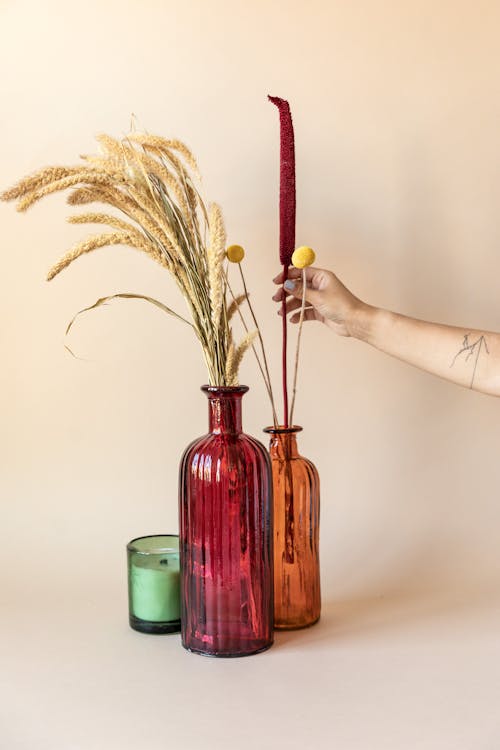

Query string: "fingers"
[[273, 265, 322, 286], [272, 268, 302, 285], [277, 297, 304, 316], [272, 278, 320, 311], [290, 308, 321, 324], [272, 283, 306, 302], [272, 286, 289, 302]]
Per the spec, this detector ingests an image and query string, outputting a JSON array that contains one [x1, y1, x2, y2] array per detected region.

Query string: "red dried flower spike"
[[268, 96, 296, 267], [269, 95, 297, 427]]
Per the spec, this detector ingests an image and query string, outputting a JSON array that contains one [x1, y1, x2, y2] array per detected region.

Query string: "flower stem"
[[282, 263, 289, 427], [224, 269, 278, 426], [289, 267, 306, 426], [237, 263, 278, 426]]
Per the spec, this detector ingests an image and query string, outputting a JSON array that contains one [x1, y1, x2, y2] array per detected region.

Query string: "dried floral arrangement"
[[1, 130, 277, 408], [269, 95, 315, 427]]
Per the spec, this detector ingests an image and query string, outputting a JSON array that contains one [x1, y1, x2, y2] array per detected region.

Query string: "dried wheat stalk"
[[0, 129, 260, 386], [226, 331, 258, 386]]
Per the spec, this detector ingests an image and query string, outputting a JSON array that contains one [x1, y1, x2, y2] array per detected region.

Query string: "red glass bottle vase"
[[179, 386, 274, 657], [264, 426, 321, 629]]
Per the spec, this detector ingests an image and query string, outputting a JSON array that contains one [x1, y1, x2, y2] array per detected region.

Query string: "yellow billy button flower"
[[226, 244, 245, 263], [291, 246, 316, 269]]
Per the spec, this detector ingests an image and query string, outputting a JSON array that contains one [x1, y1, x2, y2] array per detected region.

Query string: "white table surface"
[[3, 584, 500, 750]]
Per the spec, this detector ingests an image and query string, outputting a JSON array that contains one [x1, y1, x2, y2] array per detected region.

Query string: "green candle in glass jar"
[[127, 535, 181, 634]]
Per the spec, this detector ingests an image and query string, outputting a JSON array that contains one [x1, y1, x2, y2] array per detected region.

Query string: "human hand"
[[272, 266, 367, 337]]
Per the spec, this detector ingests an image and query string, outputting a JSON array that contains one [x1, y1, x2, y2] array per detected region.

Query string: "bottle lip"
[[126, 534, 179, 555], [201, 385, 249, 395], [263, 425, 303, 435]]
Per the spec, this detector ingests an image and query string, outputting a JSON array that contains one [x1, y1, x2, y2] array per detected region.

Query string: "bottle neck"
[[265, 427, 302, 460], [203, 387, 247, 435]]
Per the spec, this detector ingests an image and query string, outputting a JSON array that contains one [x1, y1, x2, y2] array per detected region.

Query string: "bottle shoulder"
[[180, 431, 269, 463], [270, 451, 320, 483]]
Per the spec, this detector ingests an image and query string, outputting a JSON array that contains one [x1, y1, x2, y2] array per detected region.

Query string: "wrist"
[[346, 302, 380, 343]]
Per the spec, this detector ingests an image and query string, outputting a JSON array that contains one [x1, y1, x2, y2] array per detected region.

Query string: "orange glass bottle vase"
[[264, 426, 321, 629]]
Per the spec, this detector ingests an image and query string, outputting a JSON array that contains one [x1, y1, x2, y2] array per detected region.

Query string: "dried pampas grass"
[[207, 203, 226, 328], [0, 129, 257, 386], [226, 331, 258, 386]]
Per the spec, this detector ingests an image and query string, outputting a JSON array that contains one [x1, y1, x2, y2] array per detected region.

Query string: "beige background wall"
[[2, 1, 500, 747]]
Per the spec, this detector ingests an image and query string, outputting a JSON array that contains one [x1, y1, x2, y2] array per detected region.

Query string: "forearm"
[[351, 305, 500, 396]]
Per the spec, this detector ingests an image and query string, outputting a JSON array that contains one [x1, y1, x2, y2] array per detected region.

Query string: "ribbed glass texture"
[[264, 426, 321, 629], [179, 386, 273, 657]]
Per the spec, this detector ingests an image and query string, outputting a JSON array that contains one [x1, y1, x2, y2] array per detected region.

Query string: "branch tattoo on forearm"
[[450, 334, 490, 388]]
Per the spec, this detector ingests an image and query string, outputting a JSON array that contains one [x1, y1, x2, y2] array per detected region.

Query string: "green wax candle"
[[127, 535, 181, 633], [130, 555, 180, 622]]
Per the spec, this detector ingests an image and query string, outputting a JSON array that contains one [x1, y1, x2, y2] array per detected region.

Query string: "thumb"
[[283, 276, 322, 307]]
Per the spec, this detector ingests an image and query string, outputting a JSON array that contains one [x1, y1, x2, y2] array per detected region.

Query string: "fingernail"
[[284, 280, 296, 292]]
